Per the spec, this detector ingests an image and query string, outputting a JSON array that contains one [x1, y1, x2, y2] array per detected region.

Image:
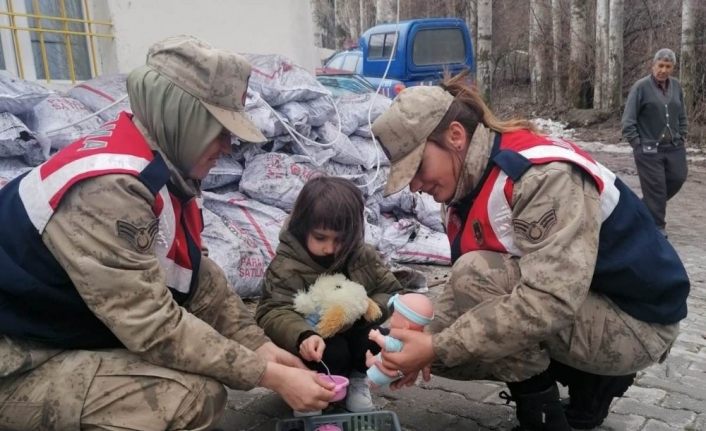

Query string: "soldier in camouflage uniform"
[[0, 36, 334, 430], [370, 72, 689, 431]]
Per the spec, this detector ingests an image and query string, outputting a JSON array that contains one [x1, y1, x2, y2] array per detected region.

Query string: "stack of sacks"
[[204, 53, 451, 295], [0, 71, 123, 184], [0, 71, 52, 172], [0, 54, 451, 298]]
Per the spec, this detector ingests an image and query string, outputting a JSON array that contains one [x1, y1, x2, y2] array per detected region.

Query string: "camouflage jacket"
[[433, 126, 602, 367], [0, 123, 269, 390]]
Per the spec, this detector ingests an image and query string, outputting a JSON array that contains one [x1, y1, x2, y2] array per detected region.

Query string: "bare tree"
[[529, 0, 551, 104], [466, 0, 478, 59], [477, 0, 493, 102], [376, 0, 396, 24], [311, 0, 336, 49], [607, 0, 624, 109], [336, 0, 361, 47], [594, 0, 609, 109], [569, 0, 589, 107], [360, 0, 366, 36], [551, 0, 565, 105], [680, 0, 696, 113]]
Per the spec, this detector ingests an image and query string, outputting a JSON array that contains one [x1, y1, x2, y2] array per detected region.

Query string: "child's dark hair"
[[288, 176, 365, 270]]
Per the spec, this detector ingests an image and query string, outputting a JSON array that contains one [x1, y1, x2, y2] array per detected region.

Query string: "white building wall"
[[95, 0, 318, 73]]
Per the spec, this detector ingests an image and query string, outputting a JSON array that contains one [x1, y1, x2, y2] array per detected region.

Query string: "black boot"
[[501, 382, 571, 431], [549, 360, 636, 429]]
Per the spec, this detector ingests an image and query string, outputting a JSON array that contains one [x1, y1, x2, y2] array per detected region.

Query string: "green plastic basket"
[[276, 410, 402, 431]]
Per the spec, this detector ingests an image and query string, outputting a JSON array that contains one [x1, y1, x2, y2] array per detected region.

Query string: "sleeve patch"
[[513, 209, 557, 243], [116, 218, 160, 252]]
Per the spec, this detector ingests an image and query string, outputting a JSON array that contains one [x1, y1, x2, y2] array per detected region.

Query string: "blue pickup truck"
[[318, 18, 475, 98]]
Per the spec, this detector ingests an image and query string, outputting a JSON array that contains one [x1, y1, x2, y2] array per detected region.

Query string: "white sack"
[[244, 54, 330, 106], [202, 192, 287, 297], [279, 96, 336, 128], [239, 152, 323, 212], [315, 122, 389, 169], [202, 154, 243, 190], [67, 73, 130, 121], [336, 93, 392, 135], [414, 193, 444, 232], [378, 217, 450, 265], [0, 157, 31, 189], [200, 207, 266, 298], [391, 222, 450, 265], [0, 70, 52, 115], [0, 112, 46, 165], [245, 90, 287, 138], [24, 94, 103, 150]]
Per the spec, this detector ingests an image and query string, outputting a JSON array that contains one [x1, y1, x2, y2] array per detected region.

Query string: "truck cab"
[[359, 18, 475, 89]]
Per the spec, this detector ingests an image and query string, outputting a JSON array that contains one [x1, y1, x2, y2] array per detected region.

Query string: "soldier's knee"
[[450, 251, 518, 297], [199, 256, 230, 296], [174, 377, 227, 430], [451, 250, 513, 274]]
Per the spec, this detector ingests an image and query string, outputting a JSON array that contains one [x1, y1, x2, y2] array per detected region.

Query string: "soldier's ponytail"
[[432, 70, 538, 138]]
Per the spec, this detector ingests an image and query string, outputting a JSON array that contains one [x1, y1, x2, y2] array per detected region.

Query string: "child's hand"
[[299, 334, 326, 362], [368, 328, 384, 346]]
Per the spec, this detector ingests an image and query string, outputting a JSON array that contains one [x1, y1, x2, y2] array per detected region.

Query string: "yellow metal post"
[[82, 0, 97, 77], [5, 0, 24, 78], [31, 0, 51, 81], [58, 0, 76, 82]]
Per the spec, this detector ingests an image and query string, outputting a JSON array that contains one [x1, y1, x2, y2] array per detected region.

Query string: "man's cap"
[[146, 35, 266, 143], [372, 86, 454, 196]]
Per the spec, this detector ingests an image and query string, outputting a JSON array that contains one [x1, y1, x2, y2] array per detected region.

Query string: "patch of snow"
[[532, 118, 574, 138], [574, 141, 633, 154]]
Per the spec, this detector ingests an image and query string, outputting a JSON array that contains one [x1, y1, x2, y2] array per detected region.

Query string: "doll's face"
[[306, 228, 342, 257], [389, 311, 408, 329]]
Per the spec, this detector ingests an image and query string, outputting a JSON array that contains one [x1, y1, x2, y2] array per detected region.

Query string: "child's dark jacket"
[[256, 229, 402, 354]]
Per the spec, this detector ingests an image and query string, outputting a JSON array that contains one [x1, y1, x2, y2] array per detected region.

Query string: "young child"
[[256, 176, 403, 413]]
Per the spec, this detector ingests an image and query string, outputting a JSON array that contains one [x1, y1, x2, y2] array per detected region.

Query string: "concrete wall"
[[94, 0, 318, 73]]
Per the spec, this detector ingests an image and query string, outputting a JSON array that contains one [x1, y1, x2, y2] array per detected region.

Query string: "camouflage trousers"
[[0, 257, 235, 431], [428, 250, 680, 383]]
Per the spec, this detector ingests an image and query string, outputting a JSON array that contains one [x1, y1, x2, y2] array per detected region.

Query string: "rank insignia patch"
[[513, 209, 557, 243], [116, 218, 159, 252], [472, 219, 484, 245]]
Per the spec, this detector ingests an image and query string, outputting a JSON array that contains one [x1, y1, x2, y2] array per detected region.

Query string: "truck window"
[[412, 28, 466, 66], [327, 54, 345, 69], [368, 32, 397, 60], [341, 53, 359, 72]]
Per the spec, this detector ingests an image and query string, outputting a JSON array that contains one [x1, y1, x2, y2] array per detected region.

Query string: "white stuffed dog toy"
[[294, 273, 382, 338]]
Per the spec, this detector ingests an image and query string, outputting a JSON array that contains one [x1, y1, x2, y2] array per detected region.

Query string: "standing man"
[[622, 48, 688, 237]]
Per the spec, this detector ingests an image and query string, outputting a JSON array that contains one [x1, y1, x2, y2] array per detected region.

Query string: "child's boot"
[[345, 371, 375, 412]]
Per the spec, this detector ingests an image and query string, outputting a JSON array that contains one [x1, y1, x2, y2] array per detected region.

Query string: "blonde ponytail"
[[439, 70, 538, 134]]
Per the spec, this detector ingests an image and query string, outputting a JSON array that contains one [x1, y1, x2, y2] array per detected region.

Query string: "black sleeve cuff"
[[297, 330, 319, 347]]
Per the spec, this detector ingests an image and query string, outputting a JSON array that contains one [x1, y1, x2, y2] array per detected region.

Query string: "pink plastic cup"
[[317, 373, 349, 402]]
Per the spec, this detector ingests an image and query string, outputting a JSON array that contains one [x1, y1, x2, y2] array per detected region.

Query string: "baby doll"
[[365, 293, 434, 387]]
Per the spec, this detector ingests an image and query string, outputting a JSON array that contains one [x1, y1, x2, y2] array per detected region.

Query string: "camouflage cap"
[[372, 86, 454, 196], [146, 35, 266, 143]]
